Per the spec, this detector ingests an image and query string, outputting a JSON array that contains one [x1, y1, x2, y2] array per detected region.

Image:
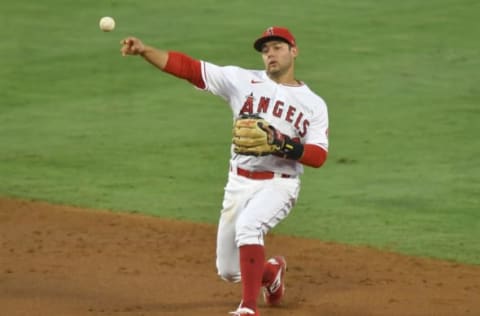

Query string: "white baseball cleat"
[[229, 301, 258, 315], [229, 307, 256, 315]]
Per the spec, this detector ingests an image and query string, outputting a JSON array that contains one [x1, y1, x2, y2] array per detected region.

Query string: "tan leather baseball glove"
[[232, 114, 283, 156]]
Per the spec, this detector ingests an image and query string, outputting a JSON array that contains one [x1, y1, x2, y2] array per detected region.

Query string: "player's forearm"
[[270, 131, 327, 168], [275, 141, 327, 168], [298, 144, 327, 168], [140, 46, 169, 70]]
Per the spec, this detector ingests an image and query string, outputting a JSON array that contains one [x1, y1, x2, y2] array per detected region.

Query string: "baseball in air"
[[99, 16, 115, 32]]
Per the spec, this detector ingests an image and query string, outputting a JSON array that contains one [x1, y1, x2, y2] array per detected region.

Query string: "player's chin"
[[267, 63, 279, 70], [267, 65, 281, 76]]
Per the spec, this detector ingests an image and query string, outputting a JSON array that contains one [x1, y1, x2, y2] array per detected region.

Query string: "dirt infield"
[[1, 197, 479, 316]]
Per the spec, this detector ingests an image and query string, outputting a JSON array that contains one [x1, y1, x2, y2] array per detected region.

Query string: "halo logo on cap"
[[253, 26, 297, 52]]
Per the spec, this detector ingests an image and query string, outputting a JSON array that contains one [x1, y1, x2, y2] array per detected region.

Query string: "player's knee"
[[216, 258, 241, 282], [217, 270, 241, 283]]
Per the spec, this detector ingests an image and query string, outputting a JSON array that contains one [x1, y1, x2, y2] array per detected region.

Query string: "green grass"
[[1, 0, 479, 264]]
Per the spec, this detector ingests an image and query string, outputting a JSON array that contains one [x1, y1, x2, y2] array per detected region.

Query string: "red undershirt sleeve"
[[299, 144, 328, 168], [163, 51, 205, 89]]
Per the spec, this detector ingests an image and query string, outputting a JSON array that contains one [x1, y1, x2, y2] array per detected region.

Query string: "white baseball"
[[99, 16, 115, 32]]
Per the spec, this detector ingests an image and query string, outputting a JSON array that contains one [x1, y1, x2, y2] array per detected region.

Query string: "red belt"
[[233, 167, 293, 180]]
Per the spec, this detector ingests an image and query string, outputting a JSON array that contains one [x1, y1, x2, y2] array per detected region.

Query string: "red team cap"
[[253, 26, 297, 52]]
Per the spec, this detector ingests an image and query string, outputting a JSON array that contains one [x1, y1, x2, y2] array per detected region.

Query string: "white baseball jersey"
[[199, 62, 329, 176]]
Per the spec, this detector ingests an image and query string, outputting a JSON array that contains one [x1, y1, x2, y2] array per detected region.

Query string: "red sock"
[[239, 244, 265, 310]]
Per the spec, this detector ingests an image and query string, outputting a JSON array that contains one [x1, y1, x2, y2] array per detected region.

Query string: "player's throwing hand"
[[120, 37, 145, 56]]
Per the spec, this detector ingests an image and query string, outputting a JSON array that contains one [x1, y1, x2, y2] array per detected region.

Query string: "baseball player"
[[120, 26, 329, 316]]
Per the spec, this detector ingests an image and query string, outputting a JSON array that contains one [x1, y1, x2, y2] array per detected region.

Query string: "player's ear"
[[291, 46, 299, 58]]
